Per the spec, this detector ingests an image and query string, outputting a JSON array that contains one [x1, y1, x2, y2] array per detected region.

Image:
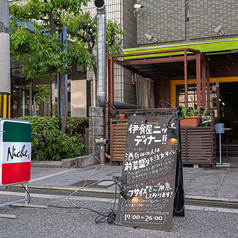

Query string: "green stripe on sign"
[[3, 122, 31, 142]]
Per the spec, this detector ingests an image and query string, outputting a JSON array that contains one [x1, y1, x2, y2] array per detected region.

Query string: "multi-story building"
[[117, 0, 238, 144]]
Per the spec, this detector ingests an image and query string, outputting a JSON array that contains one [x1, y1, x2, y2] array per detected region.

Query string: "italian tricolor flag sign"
[[0, 119, 31, 186]]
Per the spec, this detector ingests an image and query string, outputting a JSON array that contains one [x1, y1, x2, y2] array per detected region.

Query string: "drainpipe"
[[95, 0, 106, 107]]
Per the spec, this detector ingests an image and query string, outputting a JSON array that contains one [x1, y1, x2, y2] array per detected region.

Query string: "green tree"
[[10, 0, 124, 132]]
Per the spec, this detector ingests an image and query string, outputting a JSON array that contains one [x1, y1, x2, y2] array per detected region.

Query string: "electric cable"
[[13, 165, 118, 225], [65, 166, 100, 207], [43, 165, 118, 224], [95, 179, 118, 224], [46, 178, 118, 224]]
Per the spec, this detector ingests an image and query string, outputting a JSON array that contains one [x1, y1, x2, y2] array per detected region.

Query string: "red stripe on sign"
[[2, 162, 31, 185]]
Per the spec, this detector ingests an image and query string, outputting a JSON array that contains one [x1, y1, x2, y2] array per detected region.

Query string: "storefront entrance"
[[220, 82, 238, 145], [176, 81, 238, 147]]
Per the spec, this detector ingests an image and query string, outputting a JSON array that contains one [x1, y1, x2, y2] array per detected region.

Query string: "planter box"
[[180, 116, 200, 127]]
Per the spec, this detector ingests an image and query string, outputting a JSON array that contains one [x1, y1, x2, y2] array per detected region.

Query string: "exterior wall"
[[88, 107, 104, 158], [189, 0, 238, 40], [122, 0, 137, 104], [136, 0, 238, 47], [137, 0, 186, 45]]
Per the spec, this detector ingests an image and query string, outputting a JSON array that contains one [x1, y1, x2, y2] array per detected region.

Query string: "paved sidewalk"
[[28, 162, 238, 203]]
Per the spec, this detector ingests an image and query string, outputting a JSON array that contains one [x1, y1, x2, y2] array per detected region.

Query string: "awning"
[[124, 38, 238, 59]]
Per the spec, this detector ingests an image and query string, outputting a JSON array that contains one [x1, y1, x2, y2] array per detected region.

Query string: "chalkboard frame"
[[115, 112, 184, 231]]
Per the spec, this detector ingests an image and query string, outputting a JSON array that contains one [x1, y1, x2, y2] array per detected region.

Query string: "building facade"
[[10, 0, 238, 144], [121, 0, 238, 143]]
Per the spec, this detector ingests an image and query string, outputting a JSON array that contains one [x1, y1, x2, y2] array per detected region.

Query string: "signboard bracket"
[[173, 111, 185, 217], [0, 182, 47, 219]]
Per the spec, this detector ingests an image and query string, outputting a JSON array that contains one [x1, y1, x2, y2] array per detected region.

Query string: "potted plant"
[[181, 106, 209, 127], [119, 113, 126, 119]]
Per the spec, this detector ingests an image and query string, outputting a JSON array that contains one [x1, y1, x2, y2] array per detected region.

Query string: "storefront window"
[[176, 84, 216, 109], [12, 85, 30, 118], [32, 84, 50, 117]]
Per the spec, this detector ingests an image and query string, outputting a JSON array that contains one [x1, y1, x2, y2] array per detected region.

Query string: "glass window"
[[12, 85, 30, 118], [176, 84, 216, 108]]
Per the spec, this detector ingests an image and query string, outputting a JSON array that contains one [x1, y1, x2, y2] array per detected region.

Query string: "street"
[[0, 190, 237, 238]]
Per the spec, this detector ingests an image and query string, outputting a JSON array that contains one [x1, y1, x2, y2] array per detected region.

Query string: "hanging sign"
[[115, 115, 179, 231], [0, 119, 31, 186]]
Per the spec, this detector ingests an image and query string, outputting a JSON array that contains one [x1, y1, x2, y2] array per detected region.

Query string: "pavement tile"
[[28, 162, 238, 201]]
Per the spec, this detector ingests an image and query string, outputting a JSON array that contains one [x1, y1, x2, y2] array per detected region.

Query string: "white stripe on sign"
[[2, 142, 31, 164], [29, 169, 78, 182]]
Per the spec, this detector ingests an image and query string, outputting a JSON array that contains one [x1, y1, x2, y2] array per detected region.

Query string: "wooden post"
[[184, 50, 188, 107], [196, 53, 201, 107], [206, 66, 210, 111], [202, 59, 206, 109], [108, 57, 114, 109]]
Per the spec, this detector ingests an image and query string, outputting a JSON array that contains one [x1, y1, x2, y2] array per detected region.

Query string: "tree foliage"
[[15, 116, 88, 161], [10, 0, 125, 131], [10, 0, 93, 79]]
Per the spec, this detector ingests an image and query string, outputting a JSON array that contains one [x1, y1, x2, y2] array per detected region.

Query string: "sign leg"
[[173, 123, 185, 217]]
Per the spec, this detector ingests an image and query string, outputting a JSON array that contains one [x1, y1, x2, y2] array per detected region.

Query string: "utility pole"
[[0, 0, 11, 118]]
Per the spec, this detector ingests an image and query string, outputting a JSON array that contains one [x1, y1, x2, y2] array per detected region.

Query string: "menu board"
[[115, 115, 179, 231]]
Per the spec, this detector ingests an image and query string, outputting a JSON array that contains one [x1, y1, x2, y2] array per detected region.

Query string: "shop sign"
[[0, 119, 31, 186], [116, 115, 179, 231]]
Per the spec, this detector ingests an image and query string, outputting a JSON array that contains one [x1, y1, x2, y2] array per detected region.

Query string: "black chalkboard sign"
[[115, 115, 182, 231]]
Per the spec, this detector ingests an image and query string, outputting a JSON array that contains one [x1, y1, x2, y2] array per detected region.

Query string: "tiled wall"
[[189, 0, 238, 40], [137, 0, 186, 45], [83, 0, 137, 106], [136, 0, 238, 46]]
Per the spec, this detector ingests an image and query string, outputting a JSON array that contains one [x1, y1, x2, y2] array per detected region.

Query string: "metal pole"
[[25, 183, 29, 205], [196, 53, 201, 107], [93, 71, 97, 106], [0, 0, 11, 118], [219, 133, 222, 164], [63, 26, 68, 117], [95, 2, 106, 107], [202, 60, 206, 109], [226, 130, 229, 162], [206, 67, 210, 111]]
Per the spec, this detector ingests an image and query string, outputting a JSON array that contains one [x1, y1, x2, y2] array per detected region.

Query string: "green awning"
[[123, 38, 238, 59]]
